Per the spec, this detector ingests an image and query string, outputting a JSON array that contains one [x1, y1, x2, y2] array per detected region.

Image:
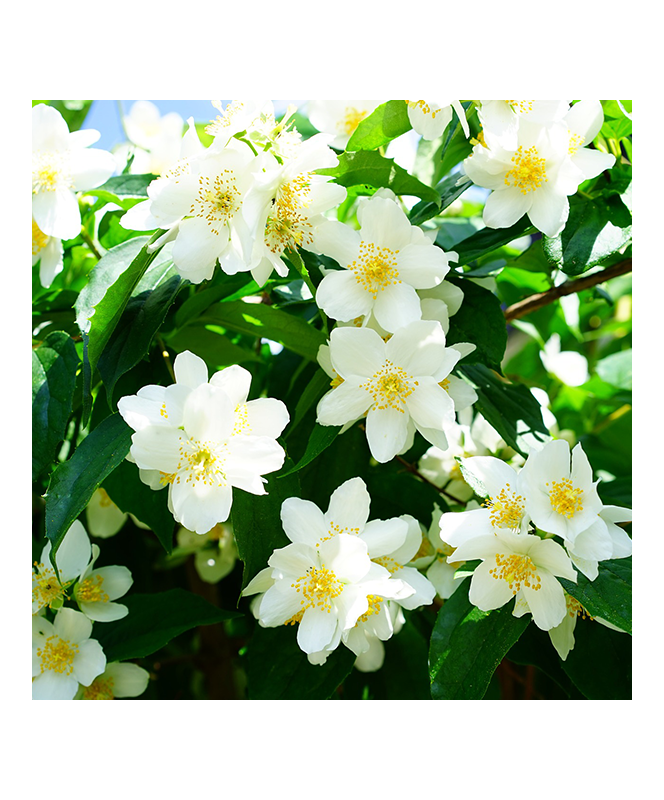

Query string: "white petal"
[[281, 498, 328, 546], [372, 282, 422, 333], [483, 187, 531, 230], [365, 405, 410, 463], [522, 571, 567, 631], [316, 379, 372, 427], [328, 326, 385, 379], [174, 350, 209, 389], [315, 269, 374, 322], [326, 477, 371, 532]]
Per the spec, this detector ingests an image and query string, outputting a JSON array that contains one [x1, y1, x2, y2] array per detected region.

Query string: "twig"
[[395, 456, 465, 504], [80, 228, 102, 260], [157, 336, 175, 381], [504, 258, 632, 322]]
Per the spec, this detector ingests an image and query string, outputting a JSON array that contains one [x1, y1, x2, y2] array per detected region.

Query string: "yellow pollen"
[[408, 100, 443, 119], [489, 553, 541, 595], [76, 574, 109, 604], [340, 107, 370, 135], [504, 145, 547, 194], [37, 635, 79, 675], [470, 129, 487, 149], [349, 241, 400, 298], [175, 439, 227, 487], [439, 377, 451, 391], [413, 535, 436, 561], [483, 484, 525, 529], [205, 100, 247, 136], [291, 564, 344, 614], [566, 593, 593, 620], [32, 220, 49, 255], [547, 478, 583, 519], [374, 556, 400, 574], [159, 403, 168, 419], [357, 594, 383, 624], [32, 563, 67, 609], [568, 131, 585, 156], [82, 676, 115, 700], [360, 360, 417, 413], [233, 403, 251, 435], [507, 100, 535, 115], [159, 471, 176, 486], [329, 371, 344, 389], [32, 151, 72, 195], [191, 171, 240, 232]]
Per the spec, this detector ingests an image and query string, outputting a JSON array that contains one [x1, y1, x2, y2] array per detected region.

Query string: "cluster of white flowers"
[[32, 520, 149, 699], [118, 349, 289, 535], [243, 477, 435, 670], [436, 438, 631, 658], [120, 100, 347, 287], [32, 103, 116, 287]]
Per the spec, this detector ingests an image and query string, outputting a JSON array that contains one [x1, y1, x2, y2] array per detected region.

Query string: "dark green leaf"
[[102, 459, 176, 555], [93, 589, 242, 662], [75, 235, 163, 421], [32, 332, 79, 481], [287, 368, 331, 433], [409, 173, 474, 226], [279, 423, 341, 477], [429, 584, 530, 699], [174, 275, 258, 327], [168, 326, 261, 372], [319, 150, 440, 204], [246, 624, 355, 699], [201, 300, 327, 362], [97, 258, 182, 406], [560, 617, 631, 699], [459, 364, 550, 456], [346, 100, 411, 151], [231, 465, 301, 590], [455, 218, 536, 266], [543, 194, 632, 276], [87, 173, 156, 200], [445, 275, 507, 371], [44, 413, 133, 570], [560, 557, 632, 634]]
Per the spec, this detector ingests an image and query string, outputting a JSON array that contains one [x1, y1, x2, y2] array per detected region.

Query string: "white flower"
[[32, 520, 91, 614], [247, 133, 347, 286], [176, 522, 238, 584], [206, 100, 302, 160], [32, 607, 106, 700], [564, 100, 617, 184], [32, 103, 116, 240], [540, 333, 589, 386], [464, 106, 614, 237], [477, 100, 570, 147], [312, 194, 457, 333], [32, 217, 63, 288], [316, 321, 471, 462], [307, 100, 383, 150], [439, 455, 532, 547], [548, 591, 627, 661], [407, 100, 470, 140], [352, 604, 405, 673], [450, 529, 577, 631], [85, 488, 128, 538], [409, 504, 467, 600], [564, 504, 632, 581], [118, 351, 289, 534], [243, 477, 413, 665], [519, 439, 604, 543], [76, 661, 151, 699], [121, 100, 185, 175], [73, 546, 133, 622]]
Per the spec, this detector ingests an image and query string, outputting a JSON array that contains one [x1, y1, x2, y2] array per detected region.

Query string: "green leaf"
[[560, 617, 631, 699], [93, 589, 242, 662], [102, 459, 176, 555], [97, 257, 182, 406], [86, 173, 156, 201], [346, 100, 411, 151], [279, 423, 341, 477], [231, 465, 301, 590], [319, 150, 440, 204], [201, 300, 327, 362], [459, 364, 550, 456], [408, 172, 474, 226], [560, 557, 632, 634], [455, 218, 536, 266], [75, 235, 163, 421], [287, 368, 331, 433], [174, 275, 258, 327], [32, 332, 79, 481], [543, 194, 632, 276], [245, 624, 355, 699], [168, 326, 261, 372], [595, 348, 632, 390], [429, 584, 530, 699], [445, 276, 507, 371], [44, 413, 133, 570]]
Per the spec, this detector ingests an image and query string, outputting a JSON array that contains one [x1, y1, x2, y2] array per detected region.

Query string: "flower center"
[[483, 484, 525, 530], [32, 563, 67, 609], [191, 171, 241, 231], [349, 241, 400, 298], [489, 553, 542, 594], [176, 439, 227, 487], [32, 220, 49, 255], [37, 635, 79, 675], [547, 478, 583, 519], [76, 574, 109, 604], [291, 564, 344, 614], [340, 107, 370, 135], [504, 145, 547, 194], [82, 676, 115, 700], [360, 360, 417, 413], [32, 151, 72, 195]]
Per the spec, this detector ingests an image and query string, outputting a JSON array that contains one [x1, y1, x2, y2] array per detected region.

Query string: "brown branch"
[[395, 456, 465, 505], [504, 258, 632, 322]]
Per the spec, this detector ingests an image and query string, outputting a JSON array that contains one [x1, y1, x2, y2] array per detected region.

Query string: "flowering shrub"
[[32, 99, 632, 700]]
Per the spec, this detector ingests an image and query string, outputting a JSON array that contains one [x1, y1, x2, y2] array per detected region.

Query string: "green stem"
[[80, 228, 102, 260]]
